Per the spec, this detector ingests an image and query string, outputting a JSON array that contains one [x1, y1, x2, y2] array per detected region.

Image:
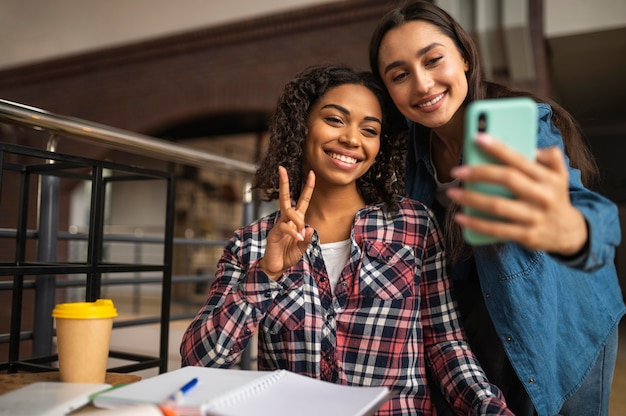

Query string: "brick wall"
[[0, 1, 397, 155]]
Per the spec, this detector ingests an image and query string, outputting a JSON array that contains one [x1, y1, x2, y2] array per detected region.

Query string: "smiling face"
[[302, 83, 382, 190], [377, 20, 469, 132]]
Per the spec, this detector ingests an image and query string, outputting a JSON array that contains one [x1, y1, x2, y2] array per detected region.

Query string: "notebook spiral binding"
[[206, 369, 286, 410]]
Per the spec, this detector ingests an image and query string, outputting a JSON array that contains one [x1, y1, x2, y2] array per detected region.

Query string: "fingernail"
[[446, 187, 462, 199], [450, 165, 470, 178], [476, 133, 494, 146], [453, 212, 468, 225]]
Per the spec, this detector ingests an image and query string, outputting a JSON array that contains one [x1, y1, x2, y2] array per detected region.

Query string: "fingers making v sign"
[[259, 166, 316, 280]]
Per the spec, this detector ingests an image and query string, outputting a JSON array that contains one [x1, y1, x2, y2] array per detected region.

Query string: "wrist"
[[258, 258, 283, 281], [560, 211, 589, 256], [551, 218, 590, 265]]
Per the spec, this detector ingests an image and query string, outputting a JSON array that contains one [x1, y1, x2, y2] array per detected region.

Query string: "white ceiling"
[[0, 0, 338, 70]]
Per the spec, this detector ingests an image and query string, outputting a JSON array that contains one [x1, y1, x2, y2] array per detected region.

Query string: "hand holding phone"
[[462, 97, 538, 245]]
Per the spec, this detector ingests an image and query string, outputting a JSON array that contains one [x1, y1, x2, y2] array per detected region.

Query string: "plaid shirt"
[[181, 198, 511, 415]]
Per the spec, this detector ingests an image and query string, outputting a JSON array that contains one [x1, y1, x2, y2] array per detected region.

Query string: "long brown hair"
[[369, 0, 599, 260]]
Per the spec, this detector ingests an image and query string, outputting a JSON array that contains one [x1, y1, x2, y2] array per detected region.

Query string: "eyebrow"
[[321, 103, 382, 125], [382, 42, 444, 75]]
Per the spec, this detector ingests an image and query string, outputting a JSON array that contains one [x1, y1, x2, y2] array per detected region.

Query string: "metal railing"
[[0, 98, 259, 374], [0, 99, 257, 174]]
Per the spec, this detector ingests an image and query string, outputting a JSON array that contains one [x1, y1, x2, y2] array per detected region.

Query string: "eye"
[[361, 126, 380, 137], [426, 56, 443, 66], [324, 116, 344, 125], [390, 71, 409, 83]]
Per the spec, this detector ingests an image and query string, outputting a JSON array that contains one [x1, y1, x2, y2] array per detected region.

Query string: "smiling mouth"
[[418, 92, 445, 108], [328, 152, 358, 164]]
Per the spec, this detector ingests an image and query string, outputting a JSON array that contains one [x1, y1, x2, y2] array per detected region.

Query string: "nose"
[[338, 126, 360, 147], [413, 68, 434, 94]]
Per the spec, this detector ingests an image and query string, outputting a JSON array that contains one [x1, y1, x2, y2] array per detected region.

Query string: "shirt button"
[[264, 290, 272, 298], [485, 292, 491, 298], [505, 336, 513, 342], [320, 276, 327, 282], [244, 328, 252, 335], [528, 377, 535, 383]]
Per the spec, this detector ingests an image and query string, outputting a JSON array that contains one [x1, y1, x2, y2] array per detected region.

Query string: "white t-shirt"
[[320, 239, 351, 293]]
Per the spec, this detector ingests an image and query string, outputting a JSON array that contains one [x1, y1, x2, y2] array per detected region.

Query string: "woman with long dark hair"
[[369, 2, 625, 415]]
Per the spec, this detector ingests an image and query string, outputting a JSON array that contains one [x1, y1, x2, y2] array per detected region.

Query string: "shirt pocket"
[[358, 240, 416, 300], [476, 243, 544, 281], [260, 278, 305, 335]]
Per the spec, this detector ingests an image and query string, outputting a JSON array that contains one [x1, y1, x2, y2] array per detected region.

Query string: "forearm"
[[180, 259, 282, 367], [552, 190, 620, 271], [427, 341, 512, 415]]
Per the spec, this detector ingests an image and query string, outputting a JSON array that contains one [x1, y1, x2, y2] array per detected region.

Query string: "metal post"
[[158, 173, 176, 373], [86, 166, 105, 301], [32, 135, 60, 357], [133, 239, 142, 315], [239, 180, 254, 370], [9, 165, 30, 370]]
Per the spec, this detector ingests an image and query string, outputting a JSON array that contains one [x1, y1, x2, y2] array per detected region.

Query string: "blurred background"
[[0, 0, 624, 412]]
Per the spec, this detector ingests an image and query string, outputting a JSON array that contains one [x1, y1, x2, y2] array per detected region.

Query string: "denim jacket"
[[405, 103, 626, 416]]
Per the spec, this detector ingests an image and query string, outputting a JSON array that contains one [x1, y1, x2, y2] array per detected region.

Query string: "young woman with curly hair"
[[180, 64, 513, 415]]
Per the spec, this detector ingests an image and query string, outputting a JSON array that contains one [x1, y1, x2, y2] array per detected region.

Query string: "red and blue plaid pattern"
[[181, 198, 511, 415]]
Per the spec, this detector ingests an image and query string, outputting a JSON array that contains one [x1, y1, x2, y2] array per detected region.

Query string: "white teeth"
[[329, 152, 357, 164], [418, 93, 444, 108]]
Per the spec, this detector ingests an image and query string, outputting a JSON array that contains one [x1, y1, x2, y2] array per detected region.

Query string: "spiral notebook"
[[92, 366, 392, 416]]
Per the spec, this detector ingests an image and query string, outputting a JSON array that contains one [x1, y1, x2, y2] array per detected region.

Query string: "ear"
[[463, 59, 469, 72]]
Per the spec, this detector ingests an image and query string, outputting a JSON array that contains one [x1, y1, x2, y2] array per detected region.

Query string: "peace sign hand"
[[259, 166, 316, 281]]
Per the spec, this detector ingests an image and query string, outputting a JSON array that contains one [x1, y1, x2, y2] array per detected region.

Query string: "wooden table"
[[0, 371, 141, 395]]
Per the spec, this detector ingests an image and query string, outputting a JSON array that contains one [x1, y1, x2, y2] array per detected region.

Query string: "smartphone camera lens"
[[478, 113, 487, 132]]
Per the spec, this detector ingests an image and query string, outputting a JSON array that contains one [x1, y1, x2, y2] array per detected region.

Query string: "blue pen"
[[165, 377, 199, 404]]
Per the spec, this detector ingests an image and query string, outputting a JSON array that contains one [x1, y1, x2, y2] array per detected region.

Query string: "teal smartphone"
[[462, 97, 538, 245]]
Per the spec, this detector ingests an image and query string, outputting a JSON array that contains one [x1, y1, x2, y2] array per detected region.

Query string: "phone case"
[[462, 97, 538, 245]]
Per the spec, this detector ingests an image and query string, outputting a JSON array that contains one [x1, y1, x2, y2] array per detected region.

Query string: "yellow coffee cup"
[[52, 299, 118, 383]]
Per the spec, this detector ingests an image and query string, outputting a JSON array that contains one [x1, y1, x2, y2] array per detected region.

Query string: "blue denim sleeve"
[[536, 103, 621, 271]]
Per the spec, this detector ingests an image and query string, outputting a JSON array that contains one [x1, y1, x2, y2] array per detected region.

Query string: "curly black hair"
[[254, 64, 407, 211]]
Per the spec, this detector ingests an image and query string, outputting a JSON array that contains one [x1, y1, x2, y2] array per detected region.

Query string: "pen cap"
[[159, 406, 182, 416]]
